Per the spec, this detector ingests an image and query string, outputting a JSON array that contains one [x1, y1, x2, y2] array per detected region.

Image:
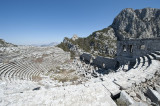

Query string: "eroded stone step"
[[154, 51, 160, 55], [151, 53, 160, 60]]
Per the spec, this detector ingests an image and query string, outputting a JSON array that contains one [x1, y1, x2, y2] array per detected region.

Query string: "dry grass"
[[51, 67, 78, 83], [55, 66, 75, 74], [42, 54, 49, 57], [69, 69, 75, 73], [69, 76, 79, 82], [4, 59, 9, 63], [44, 66, 77, 83], [34, 57, 43, 63], [54, 75, 79, 83], [32, 76, 42, 81]]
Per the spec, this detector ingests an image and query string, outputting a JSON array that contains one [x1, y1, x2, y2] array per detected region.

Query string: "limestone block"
[[119, 90, 135, 106], [123, 64, 129, 71], [152, 53, 160, 60], [146, 88, 160, 105], [114, 80, 132, 90], [102, 81, 120, 97], [155, 84, 160, 94], [131, 101, 148, 106], [129, 91, 136, 97]]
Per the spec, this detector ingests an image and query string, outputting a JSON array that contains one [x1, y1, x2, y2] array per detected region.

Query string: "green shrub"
[[57, 26, 117, 58]]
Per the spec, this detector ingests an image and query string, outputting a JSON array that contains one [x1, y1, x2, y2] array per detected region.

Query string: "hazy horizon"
[[0, 0, 159, 45]]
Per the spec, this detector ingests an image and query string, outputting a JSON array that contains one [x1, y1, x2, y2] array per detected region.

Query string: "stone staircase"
[[108, 51, 160, 105], [113, 52, 160, 90]]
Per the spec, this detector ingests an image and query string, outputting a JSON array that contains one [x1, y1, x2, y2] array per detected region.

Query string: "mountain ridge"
[[56, 8, 160, 57]]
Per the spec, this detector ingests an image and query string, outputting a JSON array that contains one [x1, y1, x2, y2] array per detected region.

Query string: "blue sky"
[[0, 0, 159, 45]]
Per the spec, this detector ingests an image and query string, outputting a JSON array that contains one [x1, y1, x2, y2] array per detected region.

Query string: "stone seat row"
[[99, 51, 160, 98], [0, 61, 42, 82], [0, 52, 69, 82], [113, 51, 160, 90]]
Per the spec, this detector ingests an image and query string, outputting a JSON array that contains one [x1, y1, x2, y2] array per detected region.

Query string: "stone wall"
[[80, 53, 117, 69], [93, 56, 117, 69], [117, 38, 160, 65], [80, 38, 160, 69], [80, 53, 92, 63]]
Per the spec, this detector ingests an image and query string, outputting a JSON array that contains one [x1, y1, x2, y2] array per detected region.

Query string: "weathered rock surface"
[[155, 84, 160, 94], [71, 34, 79, 41], [117, 90, 135, 106], [112, 8, 160, 40]]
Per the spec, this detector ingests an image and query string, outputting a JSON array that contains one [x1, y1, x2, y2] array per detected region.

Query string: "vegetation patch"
[[54, 76, 78, 83], [32, 76, 42, 81], [57, 26, 117, 58], [46, 67, 78, 83], [0, 39, 17, 47], [34, 57, 43, 63]]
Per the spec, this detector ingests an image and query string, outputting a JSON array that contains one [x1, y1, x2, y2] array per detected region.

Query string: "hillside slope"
[[58, 27, 117, 58], [58, 8, 160, 57], [0, 39, 16, 47]]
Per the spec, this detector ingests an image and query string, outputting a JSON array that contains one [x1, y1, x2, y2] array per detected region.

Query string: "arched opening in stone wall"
[[123, 45, 127, 52], [115, 61, 120, 70], [102, 63, 105, 68], [129, 45, 133, 53]]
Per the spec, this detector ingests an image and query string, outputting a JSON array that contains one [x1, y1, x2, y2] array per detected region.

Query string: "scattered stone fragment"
[[33, 87, 41, 91], [129, 91, 136, 97], [134, 97, 140, 102], [136, 91, 146, 101]]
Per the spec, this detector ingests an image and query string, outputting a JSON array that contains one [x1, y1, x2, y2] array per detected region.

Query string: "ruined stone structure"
[[80, 53, 92, 63], [116, 38, 160, 67], [93, 56, 117, 69], [80, 53, 116, 70], [80, 38, 160, 71]]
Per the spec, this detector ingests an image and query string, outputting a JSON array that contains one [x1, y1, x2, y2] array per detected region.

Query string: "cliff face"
[[59, 8, 160, 57], [112, 8, 160, 40]]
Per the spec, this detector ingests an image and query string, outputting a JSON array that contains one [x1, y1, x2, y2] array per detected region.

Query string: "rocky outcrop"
[[90, 27, 117, 57], [0, 39, 16, 47], [112, 8, 160, 40], [71, 34, 79, 41]]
